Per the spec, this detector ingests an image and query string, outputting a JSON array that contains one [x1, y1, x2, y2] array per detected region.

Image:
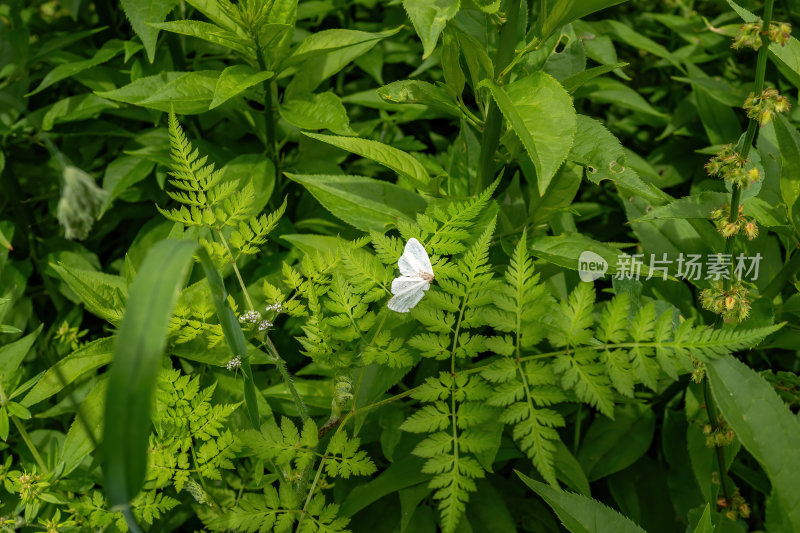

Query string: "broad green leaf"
[[692, 504, 714, 533], [40, 94, 119, 131], [149, 20, 253, 57], [587, 19, 683, 71], [482, 72, 577, 195], [0, 326, 42, 386], [184, 0, 241, 32], [285, 27, 402, 95], [402, 0, 460, 59], [0, 408, 7, 441], [286, 173, 428, 232], [340, 455, 430, 516], [579, 78, 667, 118], [578, 402, 656, 481], [530, 233, 659, 278], [518, 471, 647, 533], [631, 192, 729, 222], [96, 71, 219, 114], [302, 132, 431, 187], [280, 91, 355, 135], [22, 337, 114, 407], [120, 0, 180, 63], [707, 356, 800, 531], [27, 39, 125, 96], [287, 27, 402, 65], [774, 115, 800, 228], [569, 115, 664, 203], [50, 262, 127, 324], [103, 239, 197, 514], [61, 378, 107, 476], [377, 80, 462, 117], [221, 154, 275, 215], [562, 62, 629, 93], [101, 155, 156, 215], [210, 65, 273, 109], [538, 1, 629, 42]]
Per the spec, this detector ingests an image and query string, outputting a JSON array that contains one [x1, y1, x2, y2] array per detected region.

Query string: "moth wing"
[[388, 276, 430, 313], [398, 238, 433, 276]]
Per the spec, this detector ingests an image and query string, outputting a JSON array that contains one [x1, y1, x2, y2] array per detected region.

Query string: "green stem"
[[254, 34, 280, 181], [474, 0, 522, 194], [726, 0, 775, 263], [703, 378, 732, 501]]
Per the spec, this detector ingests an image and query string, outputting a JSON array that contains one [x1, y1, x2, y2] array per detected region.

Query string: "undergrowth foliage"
[[4, 0, 800, 532]]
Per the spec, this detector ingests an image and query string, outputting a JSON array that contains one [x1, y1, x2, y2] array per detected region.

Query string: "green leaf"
[[538, 0, 630, 42], [481, 72, 577, 195], [22, 337, 114, 407], [150, 20, 254, 57], [210, 65, 273, 110], [0, 326, 42, 387], [402, 0, 460, 59], [120, 0, 180, 63], [577, 402, 655, 481], [96, 71, 219, 114], [285, 27, 402, 95], [518, 471, 647, 533], [377, 80, 462, 117], [286, 173, 428, 232], [569, 115, 663, 203], [0, 408, 7, 441], [774, 115, 800, 228], [691, 504, 714, 533], [280, 91, 355, 135], [562, 62, 629, 93], [302, 132, 431, 187], [61, 378, 107, 476], [50, 263, 127, 324], [707, 356, 800, 531], [103, 239, 197, 515], [26, 40, 126, 96]]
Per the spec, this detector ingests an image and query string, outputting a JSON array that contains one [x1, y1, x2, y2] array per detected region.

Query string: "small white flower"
[[239, 310, 261, 324], [388, 238, 434, 313], [226, 356, 242, 371], [265, 302, 283, 313], [257, 319, 273, 331]]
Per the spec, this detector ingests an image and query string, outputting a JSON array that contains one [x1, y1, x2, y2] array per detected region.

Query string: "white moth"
[[388, 237, 434, 313]]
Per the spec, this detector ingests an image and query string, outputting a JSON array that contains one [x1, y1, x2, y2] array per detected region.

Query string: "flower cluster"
[[265, 301, 283, 313], [703, 416, 735, 447], [238, 310, 261, 324], [718, 489, 751, 521], [743, 87, 791, 126], [732, 20, 792, 50], [710, 204, 758, 240], [699, 280, 751, 322], [226, 356, 242, 371], [705, 145, 761, 188]]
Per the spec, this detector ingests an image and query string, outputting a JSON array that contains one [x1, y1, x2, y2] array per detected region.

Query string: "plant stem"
[[216, 229, 309, 422], [726, 0, 775, 255], [254, 38, 280, 181], [474, 0, 522, 194], [703, 378, 732, 501]]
